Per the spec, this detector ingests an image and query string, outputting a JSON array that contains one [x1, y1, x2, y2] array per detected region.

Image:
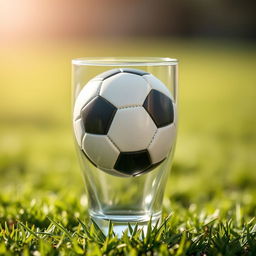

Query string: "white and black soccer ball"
[[73, 68, 176, 177]]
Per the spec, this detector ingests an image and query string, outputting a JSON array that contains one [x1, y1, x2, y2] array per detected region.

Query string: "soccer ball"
[[73, 68, 176, 177]]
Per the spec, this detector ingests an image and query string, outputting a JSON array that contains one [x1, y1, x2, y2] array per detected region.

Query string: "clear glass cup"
[[72, 57, 178, 235]]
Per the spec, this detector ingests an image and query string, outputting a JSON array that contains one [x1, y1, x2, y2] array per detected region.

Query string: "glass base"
[[90, 210, 162, 237]]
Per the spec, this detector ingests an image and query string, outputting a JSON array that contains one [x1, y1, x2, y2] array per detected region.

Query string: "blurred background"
[[0, 0, 255, 217]]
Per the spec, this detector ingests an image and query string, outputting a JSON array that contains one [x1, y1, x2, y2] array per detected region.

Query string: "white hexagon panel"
[[148, 123, 176, 164], [108, 107, 157, 152], [73, 118, 84, 147], [100, 73, 151, 108], [82, 134, 121, 176]]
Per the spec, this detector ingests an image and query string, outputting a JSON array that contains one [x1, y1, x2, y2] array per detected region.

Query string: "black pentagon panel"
[[96, 69, 121, 80], [143, 89, 174, 128], [121, 68, 149, 76], [81, 96, 117, 134], [114, 150, 151, 176]]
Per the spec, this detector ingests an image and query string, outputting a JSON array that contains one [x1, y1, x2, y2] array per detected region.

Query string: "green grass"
[[0, 39, 255, 255]]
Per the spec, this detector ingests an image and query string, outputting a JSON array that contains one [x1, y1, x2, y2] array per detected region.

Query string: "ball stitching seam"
[[118, 105, 141, 110], [147, 128, 158, 148], [107, 135, 121, 152]]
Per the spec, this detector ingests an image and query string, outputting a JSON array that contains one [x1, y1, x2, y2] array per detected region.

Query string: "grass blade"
[[47, 217, 72, 240]]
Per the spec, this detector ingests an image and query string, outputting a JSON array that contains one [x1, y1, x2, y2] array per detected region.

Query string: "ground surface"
[[0, 39, 255, 255]]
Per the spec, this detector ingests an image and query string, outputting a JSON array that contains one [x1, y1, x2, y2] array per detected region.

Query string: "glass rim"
[[72, 57, 178, 66]]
